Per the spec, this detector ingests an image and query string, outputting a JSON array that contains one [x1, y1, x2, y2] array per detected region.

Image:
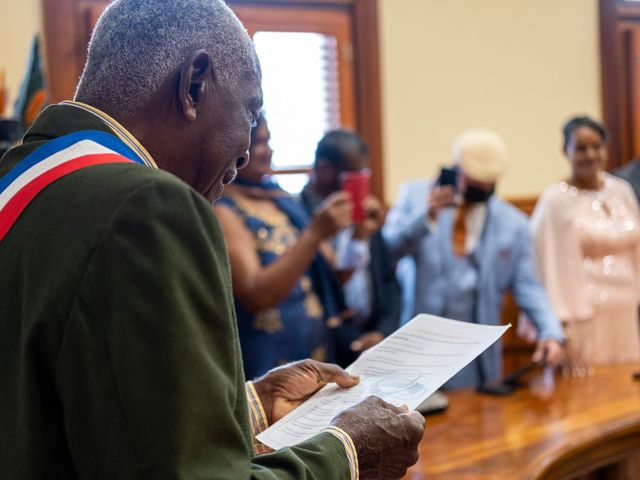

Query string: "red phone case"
[[341, 170, 370, 222]]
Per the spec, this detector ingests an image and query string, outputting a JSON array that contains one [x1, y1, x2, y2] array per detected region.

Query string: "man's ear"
[[178, 49, 213, 122]]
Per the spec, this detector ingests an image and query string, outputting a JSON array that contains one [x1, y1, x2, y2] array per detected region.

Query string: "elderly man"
[[0, 1, 424, 479], [383, 129, 564, 390]]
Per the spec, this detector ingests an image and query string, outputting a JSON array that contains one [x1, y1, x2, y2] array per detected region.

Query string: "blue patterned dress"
[[216, 192, 333, 379]]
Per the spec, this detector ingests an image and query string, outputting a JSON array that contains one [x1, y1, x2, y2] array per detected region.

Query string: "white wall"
[[378, 0, 602, 201], [0, 0, 42, 116]]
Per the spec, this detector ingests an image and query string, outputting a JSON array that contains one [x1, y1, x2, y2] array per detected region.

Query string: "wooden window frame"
[[42, 0, 385, 201], [599, 0, 640, 168], [234, 5, 356, 179], [227, 0, 384, 200]]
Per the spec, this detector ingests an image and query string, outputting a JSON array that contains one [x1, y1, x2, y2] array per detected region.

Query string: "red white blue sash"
[[0, 130, 146, 241]]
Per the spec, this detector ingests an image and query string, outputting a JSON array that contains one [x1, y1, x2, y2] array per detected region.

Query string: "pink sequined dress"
[[531, 173, 640, 365]]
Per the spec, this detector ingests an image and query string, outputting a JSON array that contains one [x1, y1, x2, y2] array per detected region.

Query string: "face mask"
[[463, 185, 494, 203]]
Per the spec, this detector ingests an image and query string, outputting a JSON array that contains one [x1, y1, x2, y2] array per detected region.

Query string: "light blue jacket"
[[383, 179, 564, 386]]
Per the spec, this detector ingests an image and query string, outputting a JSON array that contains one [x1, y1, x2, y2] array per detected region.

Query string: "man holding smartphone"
[[383, 129, 564, 389], [300, 130, 402, 366]]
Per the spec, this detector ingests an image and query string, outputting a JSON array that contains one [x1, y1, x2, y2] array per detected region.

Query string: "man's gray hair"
[[75, 0, 256, 117]]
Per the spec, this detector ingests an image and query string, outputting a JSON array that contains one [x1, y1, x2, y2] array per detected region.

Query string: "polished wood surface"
[[404, 363, 640, 480]]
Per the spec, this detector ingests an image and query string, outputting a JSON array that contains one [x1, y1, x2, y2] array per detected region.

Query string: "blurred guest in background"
[[531, 116, 640, 377], [214, 114, 354, 378], [384, 129, 564, 389], [300, 130, 402, 365]]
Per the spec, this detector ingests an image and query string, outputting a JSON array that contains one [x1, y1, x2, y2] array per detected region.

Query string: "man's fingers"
[[363, 196, 383, 214], [331, 370, 360, 388], [361, 195, 376, 209], [326, 316, 342, 328], [351, 332, 385, 352], [545, 347, 562, 367], [532, 345, 544, 363], [308, 361, 360, 388], [368, 397, 409, 415], [535, 341, 563, 367], [327, 190, 352, 204], [401, 410, 427, 445], [405, 410, 426, 429]]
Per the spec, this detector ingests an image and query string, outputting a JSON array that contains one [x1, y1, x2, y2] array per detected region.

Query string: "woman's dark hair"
[[562, 116, 608, 150]]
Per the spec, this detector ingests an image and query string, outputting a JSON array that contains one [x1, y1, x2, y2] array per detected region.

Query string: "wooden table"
[[404, 363, 640, 480]]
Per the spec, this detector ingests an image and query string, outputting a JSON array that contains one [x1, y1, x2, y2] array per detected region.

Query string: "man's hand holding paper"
[[257, 314, 510, 450], [250, 360, 425, 479]]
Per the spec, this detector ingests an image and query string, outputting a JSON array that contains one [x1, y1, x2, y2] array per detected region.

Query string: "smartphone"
[[437, 167, 458, 191], [341, 169, 370, 222]]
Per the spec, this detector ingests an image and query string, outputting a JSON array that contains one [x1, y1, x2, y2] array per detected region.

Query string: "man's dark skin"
[[78, 47, 425, 478]]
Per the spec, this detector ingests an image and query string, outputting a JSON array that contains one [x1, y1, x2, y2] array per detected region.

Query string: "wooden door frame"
[[599, 0, 640, 168], [227, 0, 385, 200], [41, 0, 385, 201], [234, 5, 357, 130]]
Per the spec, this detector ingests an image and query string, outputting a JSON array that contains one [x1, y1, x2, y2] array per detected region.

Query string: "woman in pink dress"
[[531, 116, 640, 377]]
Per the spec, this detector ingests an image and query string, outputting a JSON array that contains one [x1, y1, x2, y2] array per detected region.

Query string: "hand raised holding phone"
[[353, 195, 385, 240], [428, 167, 459, 221], [341, 169, 370, 223], [341, 169, 385, 239], [437, 167, 458, 190], [310, 191, 354, 240]]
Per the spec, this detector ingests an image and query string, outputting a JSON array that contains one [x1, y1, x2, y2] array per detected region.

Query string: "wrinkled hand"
[[252, 359, 360, 424], [310, 191, 353, 240], [428, 185, 457, 221], [350, 331, 385, 353], [532, 339, 564, 368], [331, 396, 425, 479], [354, 195, 386, 239]]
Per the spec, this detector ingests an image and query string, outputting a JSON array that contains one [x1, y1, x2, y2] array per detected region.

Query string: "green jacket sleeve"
[[55, 175, 351, 479]]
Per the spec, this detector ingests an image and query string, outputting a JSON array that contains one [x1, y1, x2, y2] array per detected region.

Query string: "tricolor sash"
[[0, 130, 147, 242]]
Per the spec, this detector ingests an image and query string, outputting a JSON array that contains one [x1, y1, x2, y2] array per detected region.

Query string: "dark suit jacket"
[[615, 159, 640, 204], [299, 185, 401, 364], [0, 104, 351, 479]]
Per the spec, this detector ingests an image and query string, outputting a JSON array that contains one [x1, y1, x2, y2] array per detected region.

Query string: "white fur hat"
[[452, 128, 508, 183]]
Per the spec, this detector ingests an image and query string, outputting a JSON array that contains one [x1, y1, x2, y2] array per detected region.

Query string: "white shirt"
[[334, 227, 372, 322]]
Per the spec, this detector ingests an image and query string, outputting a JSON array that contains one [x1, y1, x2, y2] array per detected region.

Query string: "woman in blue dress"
[[214, 114, 353, 379]]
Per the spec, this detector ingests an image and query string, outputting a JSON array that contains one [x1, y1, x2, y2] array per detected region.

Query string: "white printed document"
[[256, 314, 510, 450]]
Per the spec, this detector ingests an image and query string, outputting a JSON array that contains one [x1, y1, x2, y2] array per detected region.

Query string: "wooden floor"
[[403, 363, 640, 480]]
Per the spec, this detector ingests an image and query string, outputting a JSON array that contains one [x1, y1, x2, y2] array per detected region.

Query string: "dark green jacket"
[[0, 104, 350, 479]]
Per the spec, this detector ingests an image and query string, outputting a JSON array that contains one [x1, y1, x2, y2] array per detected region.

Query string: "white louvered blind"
[[253, 31, 341, 193]]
